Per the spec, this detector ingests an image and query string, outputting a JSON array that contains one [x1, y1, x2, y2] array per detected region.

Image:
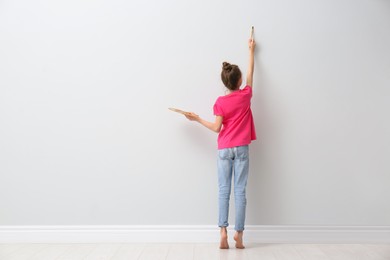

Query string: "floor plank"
[[270, 244, 304, 260], [138, 244, 170, 260], [292, 244, 329, 260], [316, 244, 390, 260], [2, 244, 47, 260], [245, 244, 278, 260], [84, 243, 122, 260], [361, 244, 390, 260], [29, 244, 72, 260], [110, 244, 145, 260], [166, 243, 194, 260], [55, 244, 97, 260], [0, 244, 27, 259], [193, 243, 220, 260]]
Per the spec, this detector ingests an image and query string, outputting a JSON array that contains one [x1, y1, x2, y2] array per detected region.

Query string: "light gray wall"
[[1, 0, 389, 226]]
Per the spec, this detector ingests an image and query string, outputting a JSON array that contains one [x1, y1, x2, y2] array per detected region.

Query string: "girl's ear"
[[237, 77, 243, 88]]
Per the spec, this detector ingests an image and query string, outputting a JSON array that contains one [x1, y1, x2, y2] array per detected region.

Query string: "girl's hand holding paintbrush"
[[248, 38, 256, 51]]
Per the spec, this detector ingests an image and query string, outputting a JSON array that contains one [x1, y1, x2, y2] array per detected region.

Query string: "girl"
[[185, 38, 256, 249]]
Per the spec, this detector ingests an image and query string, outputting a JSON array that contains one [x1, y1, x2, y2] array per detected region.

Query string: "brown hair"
[[221, 62, 242, 91]]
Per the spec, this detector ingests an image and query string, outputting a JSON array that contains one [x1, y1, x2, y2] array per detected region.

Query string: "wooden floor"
[[0, 243, 389, 260]]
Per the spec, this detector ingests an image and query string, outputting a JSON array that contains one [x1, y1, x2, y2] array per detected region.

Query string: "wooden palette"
[[168, 107, 190, 116]]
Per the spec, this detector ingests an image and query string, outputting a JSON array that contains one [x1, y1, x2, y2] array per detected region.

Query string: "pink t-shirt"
[[213, 85, 256, 149]]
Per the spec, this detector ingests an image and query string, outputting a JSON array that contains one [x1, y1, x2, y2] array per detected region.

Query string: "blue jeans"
[[217, 145, 249, 231]]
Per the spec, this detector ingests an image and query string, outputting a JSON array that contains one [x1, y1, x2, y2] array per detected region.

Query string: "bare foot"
[[219, 227, 229, 249], [234, 231, 245, 249]]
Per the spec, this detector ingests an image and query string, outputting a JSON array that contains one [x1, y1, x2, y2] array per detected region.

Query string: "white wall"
[[0, 0, 389, 226]]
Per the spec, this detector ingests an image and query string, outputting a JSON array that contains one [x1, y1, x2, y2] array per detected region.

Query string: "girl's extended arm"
[[185, 113, 223, 133], [246, 39, 256, 87]]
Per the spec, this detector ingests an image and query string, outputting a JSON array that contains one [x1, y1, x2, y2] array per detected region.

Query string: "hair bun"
[[222, 62, 232, 72]]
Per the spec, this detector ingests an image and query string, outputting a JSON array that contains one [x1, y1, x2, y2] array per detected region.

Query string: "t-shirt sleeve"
[[243, 85, 253, 97], [213, 99, 224, 116]]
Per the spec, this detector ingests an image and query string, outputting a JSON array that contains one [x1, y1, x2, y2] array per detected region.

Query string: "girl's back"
[[214, 85, 256, 149]]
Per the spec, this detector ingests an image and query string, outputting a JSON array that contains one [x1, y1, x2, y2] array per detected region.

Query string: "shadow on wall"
[[247, 52, 287, 225]]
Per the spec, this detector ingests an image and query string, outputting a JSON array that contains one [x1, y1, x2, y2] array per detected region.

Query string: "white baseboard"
[[0, 225, 389, 243]]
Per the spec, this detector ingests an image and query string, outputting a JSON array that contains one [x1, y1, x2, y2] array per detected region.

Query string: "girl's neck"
[[225, 89, 238, 95]]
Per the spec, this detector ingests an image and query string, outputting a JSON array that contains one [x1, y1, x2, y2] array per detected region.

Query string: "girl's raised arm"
[[246, 39, 256, 87]]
